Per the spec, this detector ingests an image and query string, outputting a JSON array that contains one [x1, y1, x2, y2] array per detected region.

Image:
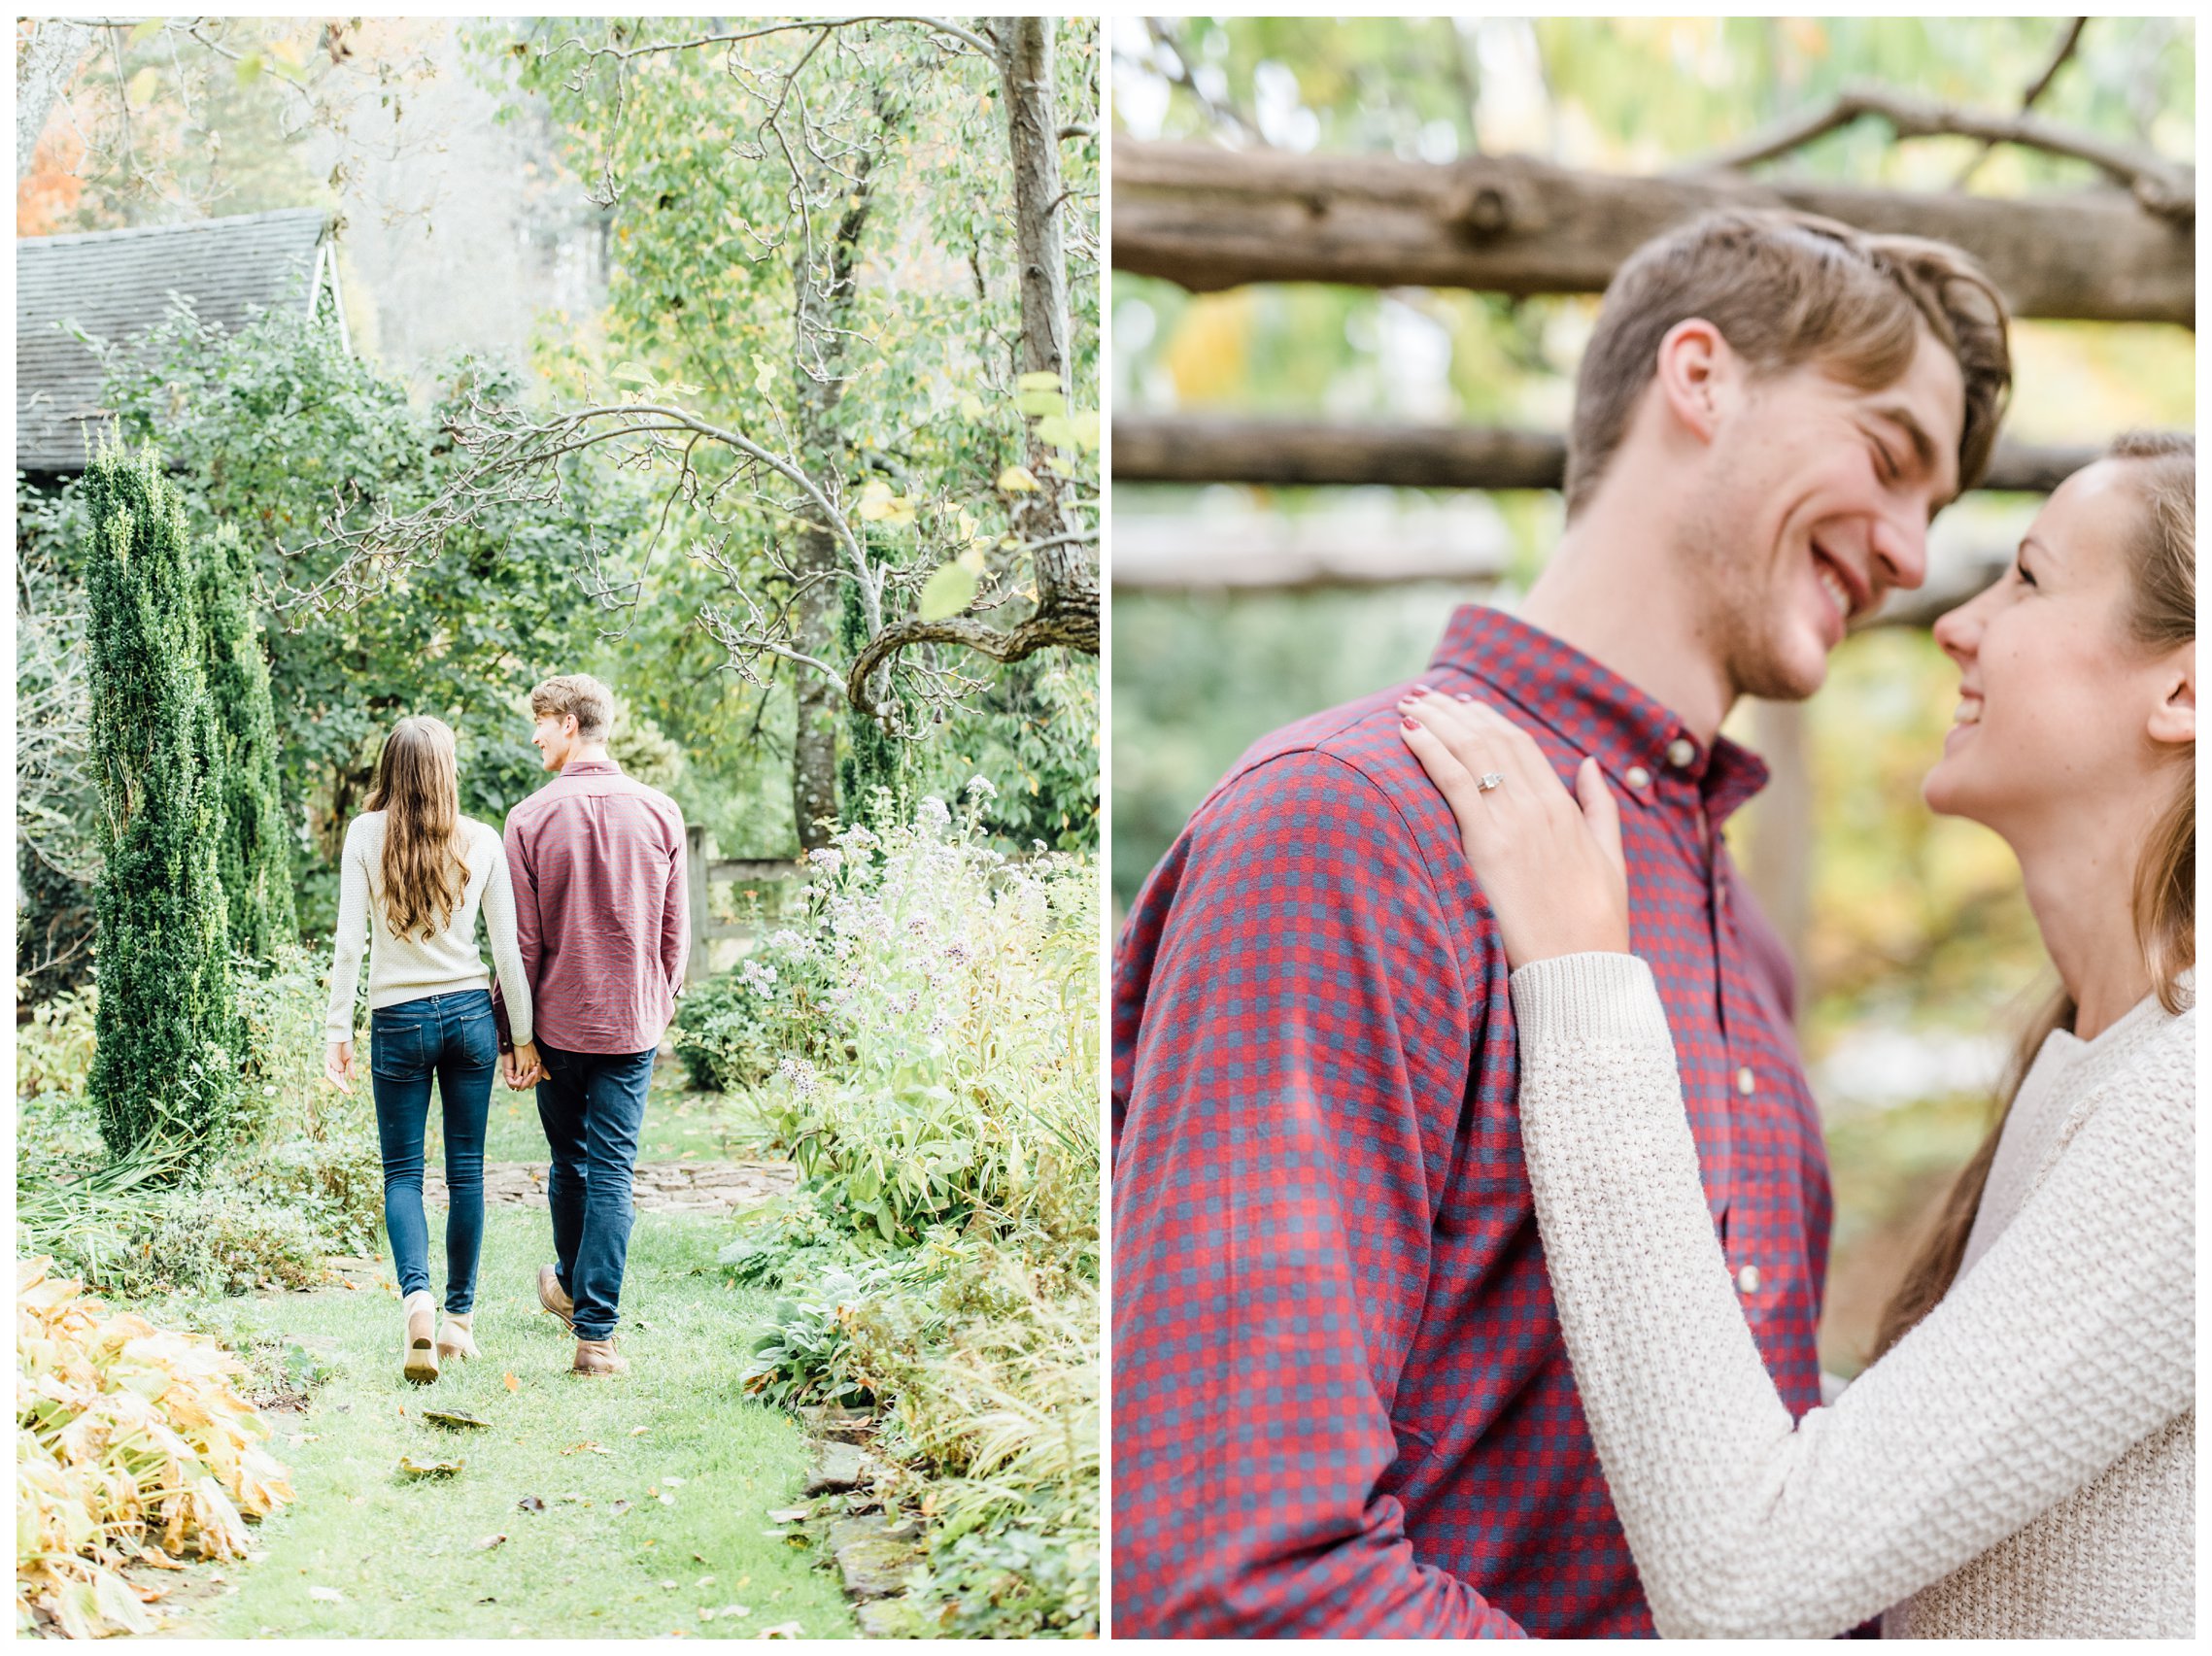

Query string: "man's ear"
[[1652, 318, 1732, 447], [2146, 647, 2195, 748]]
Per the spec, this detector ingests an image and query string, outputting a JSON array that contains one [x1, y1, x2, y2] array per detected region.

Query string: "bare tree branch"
[[1953, 17, 2089, 189], [1681, 78, 2193, 222]]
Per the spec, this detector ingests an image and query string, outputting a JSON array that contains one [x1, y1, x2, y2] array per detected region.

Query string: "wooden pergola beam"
[[1113, 140, 2195, 326], [1112, 417, 2098, 495]]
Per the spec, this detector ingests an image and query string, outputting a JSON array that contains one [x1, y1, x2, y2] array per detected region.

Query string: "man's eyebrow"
[[1866, 401, 1960, 514], [1868, 403, 1939, 474]]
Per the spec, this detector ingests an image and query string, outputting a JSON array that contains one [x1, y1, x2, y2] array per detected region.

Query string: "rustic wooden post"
[[686, 822, 710, 987]]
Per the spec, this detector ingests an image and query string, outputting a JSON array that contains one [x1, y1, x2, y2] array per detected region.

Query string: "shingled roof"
[[17, 208, 341, 475]]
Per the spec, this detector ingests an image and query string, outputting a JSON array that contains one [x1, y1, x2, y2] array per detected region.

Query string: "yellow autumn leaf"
[[996, 465, 1039, 493]]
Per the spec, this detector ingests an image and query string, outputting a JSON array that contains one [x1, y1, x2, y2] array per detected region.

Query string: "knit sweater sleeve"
[[1508, 952, 2194, 1640], [477, 824, 533, 1047], [324, 817, 373, 1041]]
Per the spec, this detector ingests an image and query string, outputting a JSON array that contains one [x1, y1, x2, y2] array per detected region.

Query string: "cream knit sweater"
[[324, 813, 532, 1046], [1510, 953, 2193, 1639]]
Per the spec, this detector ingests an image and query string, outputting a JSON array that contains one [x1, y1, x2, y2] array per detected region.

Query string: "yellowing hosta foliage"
[[16, 1259, 293, 1639]]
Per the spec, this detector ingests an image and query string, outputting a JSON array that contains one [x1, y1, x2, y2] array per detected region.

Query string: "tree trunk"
[[787, 152, 884, 849], [993, 16, 1098, 638], [16, 19, 92, 184], [1113, 139, 2194, 326], [1112, 415, 2096, 494]]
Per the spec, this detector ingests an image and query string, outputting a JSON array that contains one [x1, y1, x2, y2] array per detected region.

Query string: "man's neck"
[[1516, 486, 1735, 745], [562, 743, 614, 771]]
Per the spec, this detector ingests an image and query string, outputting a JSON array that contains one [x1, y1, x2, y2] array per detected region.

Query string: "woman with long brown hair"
[[325, 716, 532, 1384], [1399, 433, 2192, 1636]]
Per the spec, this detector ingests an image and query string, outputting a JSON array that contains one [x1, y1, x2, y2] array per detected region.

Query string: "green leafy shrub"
[[671, 929, 839, 1093], [17, 953, 381, 1298], [724, 790, 1100, 1638], [82, 444, 239, 1166]]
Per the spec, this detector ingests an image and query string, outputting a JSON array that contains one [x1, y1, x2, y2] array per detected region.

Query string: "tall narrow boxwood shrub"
[[83, 443, 239, 1162], [195, 522, 296, 961]]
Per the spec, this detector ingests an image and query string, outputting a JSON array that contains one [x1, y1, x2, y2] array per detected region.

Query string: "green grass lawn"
[[479, 1066, 768, 1165], [162, 1205, 855, 1639]]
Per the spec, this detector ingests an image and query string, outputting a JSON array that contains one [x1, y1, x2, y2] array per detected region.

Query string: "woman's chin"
[[1920, 760, 1966, 820]]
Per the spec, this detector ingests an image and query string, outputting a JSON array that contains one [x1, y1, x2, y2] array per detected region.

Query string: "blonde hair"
[[1872, 432, 2195, 1363], [529, 673, 614, 740], [365, 716, 469, 944], [1566, 208, 2013, 518]]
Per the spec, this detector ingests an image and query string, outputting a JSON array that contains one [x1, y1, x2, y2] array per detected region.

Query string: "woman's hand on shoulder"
[[1398, 689, 1632, 968]]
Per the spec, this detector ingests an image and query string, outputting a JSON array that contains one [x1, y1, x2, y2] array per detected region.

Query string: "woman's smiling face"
[[1921, 457, 2192, 837]]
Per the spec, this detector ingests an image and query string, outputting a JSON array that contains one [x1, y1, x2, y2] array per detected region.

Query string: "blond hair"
[[365, 716, 469, 944], [1872, 432, 2195, 1363], [1566, 209, 2013, 518], [529, 673, 614, 740]]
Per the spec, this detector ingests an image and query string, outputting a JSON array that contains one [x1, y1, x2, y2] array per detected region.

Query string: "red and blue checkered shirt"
[[1111, 605, 1832, 1638]]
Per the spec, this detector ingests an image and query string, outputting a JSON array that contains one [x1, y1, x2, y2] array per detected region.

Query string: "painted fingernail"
[[1412, 683, 1432, 694], [1453, 693, 1475, 703], [1402, 716, 1419, 730]]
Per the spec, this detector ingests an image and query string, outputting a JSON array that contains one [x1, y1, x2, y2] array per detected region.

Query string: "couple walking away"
[[323, 674, 689, 1384], [1113, 209, 2192, 1639]]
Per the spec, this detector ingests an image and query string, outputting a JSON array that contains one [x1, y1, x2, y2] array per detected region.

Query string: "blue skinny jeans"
[[535, 1042, 657, 1341], [368, 990, 496, 1313]]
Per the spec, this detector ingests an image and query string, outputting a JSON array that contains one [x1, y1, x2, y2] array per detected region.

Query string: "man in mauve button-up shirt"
[[1110, 209, 2011, 1636], [493, 673, 688, 1373]]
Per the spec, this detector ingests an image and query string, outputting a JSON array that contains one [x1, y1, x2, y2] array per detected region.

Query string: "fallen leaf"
[[425, 1409, 491, 1431], [397, 1456, 463, 1478], [659, 1579, 678, 1591], [610, 1499, 632, 1517], [760, 1622, 805, 1639], [307, 1586, 345, 1604], [516, 1496, 546, 1513], [503, 1372, 520, 1392], [657, 1491, 675, 1506], [697, 1575, 715, 1588], [629, 1426, 650, 1436], [720, 1605, 750, 1619], [478, 1534, 508, 1552]]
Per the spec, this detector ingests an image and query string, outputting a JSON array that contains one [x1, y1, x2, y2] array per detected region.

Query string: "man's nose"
[[1869, 510, 1929, 595]]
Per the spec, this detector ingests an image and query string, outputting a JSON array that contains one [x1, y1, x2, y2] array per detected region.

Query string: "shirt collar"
[[1427, 604, 1770, 826], [559, 759, 624, 778]]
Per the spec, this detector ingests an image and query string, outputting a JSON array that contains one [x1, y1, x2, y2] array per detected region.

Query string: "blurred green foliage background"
[[1107, 15, 2194, 1373]]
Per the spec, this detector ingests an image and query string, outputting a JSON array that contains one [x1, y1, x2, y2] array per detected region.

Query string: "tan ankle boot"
[[572, 1337, 628, 1376], [437, 1310, 478, 1363], [402, 1291, 439, 1384], [536, 1265, 576, 1333]]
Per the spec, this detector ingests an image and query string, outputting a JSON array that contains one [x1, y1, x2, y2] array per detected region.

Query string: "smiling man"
[[1111, 210, 2012, 1637]]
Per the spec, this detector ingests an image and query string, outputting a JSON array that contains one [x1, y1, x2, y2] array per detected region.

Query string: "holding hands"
[[504, 1040, 545, 1091], [1397, 690, 1632, 969]]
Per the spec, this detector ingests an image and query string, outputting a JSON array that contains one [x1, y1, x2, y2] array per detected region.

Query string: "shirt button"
[[1736, 1066, 1755, 1095], [1666, 738, 1696, 768], [1737, 1265, 1761, 1295], [1623, 765, 1651, 789]]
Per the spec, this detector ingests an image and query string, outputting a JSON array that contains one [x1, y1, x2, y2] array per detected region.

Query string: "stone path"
[[419, 1160, 797, 1216]]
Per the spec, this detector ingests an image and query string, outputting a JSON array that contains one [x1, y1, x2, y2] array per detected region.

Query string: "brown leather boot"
[[572, 1337, 628, 1376], [536, 1265, 575, 1333], [402, 1291, 439, 1384]]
